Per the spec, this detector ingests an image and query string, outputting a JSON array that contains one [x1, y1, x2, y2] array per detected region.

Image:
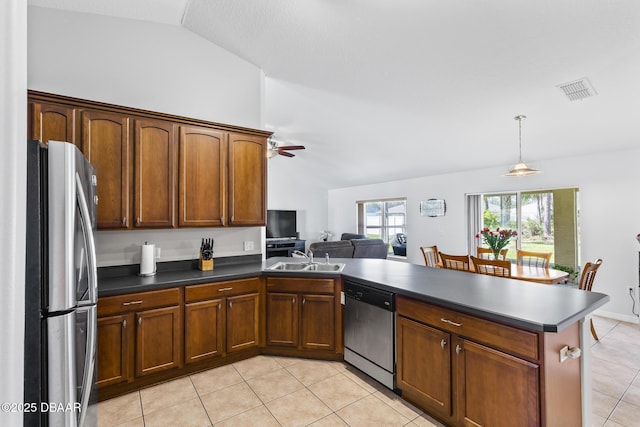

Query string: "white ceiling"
[[28, 0, 640, 188]]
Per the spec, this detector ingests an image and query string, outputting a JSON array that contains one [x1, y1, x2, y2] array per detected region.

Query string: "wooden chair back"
[[470, 256, 512, 278], [439, 252, 470, 271], [578, 258, 603, 340], [420, 245, 440, 267], [579, 259, 603, 292], [516, 250, 552, 268], [476, 247, 508, 260]]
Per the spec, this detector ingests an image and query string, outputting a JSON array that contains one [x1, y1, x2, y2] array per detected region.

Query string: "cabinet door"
[[31, 102, 76, 146], [266, 292, 299, 347], [226, 293, 259, 353], [134, 119, 176, 228], [97, 313, 133, 388], [135, 305, 182, 376], [178, 126, 226, 226], [81, 110, 131, 229], [227, 133, 266, 226], [396, 316, 452, 419], [456, 338, 539, 427], [301, 294, 335, 351], [184, 299, 224, 364]]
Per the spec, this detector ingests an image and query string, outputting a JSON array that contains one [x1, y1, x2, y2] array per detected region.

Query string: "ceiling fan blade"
[[278, 145, 305, 151], [278, 151, 295, 157]]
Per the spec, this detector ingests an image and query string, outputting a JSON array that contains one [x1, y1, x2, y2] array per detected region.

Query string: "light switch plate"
[[243, 241, 254, 251]]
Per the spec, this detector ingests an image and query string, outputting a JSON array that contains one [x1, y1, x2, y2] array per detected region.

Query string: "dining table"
[[437, 261, 570, 284], [510, 264, 569, 284]]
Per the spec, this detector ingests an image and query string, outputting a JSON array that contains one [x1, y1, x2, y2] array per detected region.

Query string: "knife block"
[[199, 256, 214, 271]]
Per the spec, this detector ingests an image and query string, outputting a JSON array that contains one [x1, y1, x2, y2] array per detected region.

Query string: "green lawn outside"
[[504, 241, 554, 263]]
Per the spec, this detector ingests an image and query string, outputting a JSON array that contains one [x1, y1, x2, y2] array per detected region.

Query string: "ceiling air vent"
[[557, 77, 597, 101]]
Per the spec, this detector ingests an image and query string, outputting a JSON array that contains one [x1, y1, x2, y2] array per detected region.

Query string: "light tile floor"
[[98, 316, 640, 427]]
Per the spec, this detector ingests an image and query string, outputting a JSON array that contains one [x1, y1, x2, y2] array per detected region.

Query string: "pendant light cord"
[[515, 115, 526, 162]]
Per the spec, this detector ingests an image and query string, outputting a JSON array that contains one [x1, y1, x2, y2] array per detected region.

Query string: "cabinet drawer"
[[267, 277, 335, 294], [185, 277, 261, 302], [98, 288, 181, 317], [396, 295, 538, 361]]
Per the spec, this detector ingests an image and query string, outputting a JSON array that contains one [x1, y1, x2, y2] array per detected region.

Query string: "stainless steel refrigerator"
[[24, 139, 98, 427]]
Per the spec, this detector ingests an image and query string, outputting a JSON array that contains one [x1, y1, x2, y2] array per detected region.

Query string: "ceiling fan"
[[267, 138, 305, 158]]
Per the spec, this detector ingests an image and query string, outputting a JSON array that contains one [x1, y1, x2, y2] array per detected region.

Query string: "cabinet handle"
[[292, 298, 295, 304], [218, 303, 221, 310], [231, 215, 234, 223], [122, 300, 143, 306], [218, 287, 233, 292], [440, 339, 446, 349], [138, 317, 142, 325], [302, 298, 306, 305], [441, 318, 463, 327], [221, 216, 225, 226], [135, 217, 141, 225], [122, 217, 126, 226], [229, 301, 233, 308], [123, 319, 127, 328], [456, 344, 462, 355]]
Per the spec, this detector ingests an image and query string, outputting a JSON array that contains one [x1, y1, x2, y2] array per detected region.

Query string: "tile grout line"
[[187, 374, 215, 427]]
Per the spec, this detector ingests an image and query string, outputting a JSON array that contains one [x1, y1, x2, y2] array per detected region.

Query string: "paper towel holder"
[[139, 241, 158, 277]]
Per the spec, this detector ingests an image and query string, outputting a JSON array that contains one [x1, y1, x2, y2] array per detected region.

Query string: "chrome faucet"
[[292, 250, 315, 264]]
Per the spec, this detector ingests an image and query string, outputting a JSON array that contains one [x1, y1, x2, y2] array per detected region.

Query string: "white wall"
[[329, 148, 640, 322], [1, 0, 26, 425], [28, 7, 267, 262]]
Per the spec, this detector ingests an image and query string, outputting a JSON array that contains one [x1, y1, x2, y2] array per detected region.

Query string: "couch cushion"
[[309, 240, 355, 258], [340, 233, 367, 240], [351, 239, 388, 259]]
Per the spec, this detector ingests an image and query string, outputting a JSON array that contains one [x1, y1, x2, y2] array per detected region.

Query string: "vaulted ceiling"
[[28, 0, 640, 188]]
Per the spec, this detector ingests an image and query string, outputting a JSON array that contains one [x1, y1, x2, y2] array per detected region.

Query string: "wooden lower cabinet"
[[97, 288, 182, 392], [135, 305, 182, 376], [456, 339, 539, 427], [396, 295, 550, 427], [184, 278, 261, 364], [265, 277, 339, 356], [97, 313, 133, 388], [396, 316, 452, 420], [184, 298, 224, 363]]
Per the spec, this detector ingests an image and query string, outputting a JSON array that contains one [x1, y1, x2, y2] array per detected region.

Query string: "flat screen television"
[[266, 210, 297, 239]]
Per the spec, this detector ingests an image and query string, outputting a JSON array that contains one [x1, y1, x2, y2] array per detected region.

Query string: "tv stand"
[[266, 239, 306, 258]]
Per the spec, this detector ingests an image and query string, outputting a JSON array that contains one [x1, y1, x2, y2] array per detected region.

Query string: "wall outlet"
[[243, 241, 254, 251]]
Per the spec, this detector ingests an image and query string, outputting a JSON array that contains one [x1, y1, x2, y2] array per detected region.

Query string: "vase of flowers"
[[475, 227, 517, 260], [320, 230, 333, 241]]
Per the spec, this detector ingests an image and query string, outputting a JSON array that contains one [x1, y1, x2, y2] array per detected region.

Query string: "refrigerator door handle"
[[76, 173, 98, 305], [78, 305, 97, 427]]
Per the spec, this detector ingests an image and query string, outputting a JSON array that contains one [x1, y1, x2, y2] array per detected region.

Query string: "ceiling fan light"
[[266, 148, 278, 158], [505, 162, 542, 176]]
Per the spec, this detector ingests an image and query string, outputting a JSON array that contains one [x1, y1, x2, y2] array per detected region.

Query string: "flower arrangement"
[[320, 230, 333, 241], [475, 227, 517, 260]]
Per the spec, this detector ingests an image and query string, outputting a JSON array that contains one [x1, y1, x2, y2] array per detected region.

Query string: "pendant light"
[[505, 115, 541, 176]]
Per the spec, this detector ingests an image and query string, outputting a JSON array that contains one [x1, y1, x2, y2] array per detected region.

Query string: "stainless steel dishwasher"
[[343, 280, 396, 390]]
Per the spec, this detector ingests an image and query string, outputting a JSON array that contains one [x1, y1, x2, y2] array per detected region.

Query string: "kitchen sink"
[[267, 262, 346, 273]]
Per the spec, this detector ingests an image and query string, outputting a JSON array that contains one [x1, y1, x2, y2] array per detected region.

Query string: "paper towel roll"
[[140, 243, 156, 276]]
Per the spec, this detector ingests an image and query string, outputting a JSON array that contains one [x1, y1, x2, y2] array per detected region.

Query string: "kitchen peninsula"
[[98, 257, 608, 427]]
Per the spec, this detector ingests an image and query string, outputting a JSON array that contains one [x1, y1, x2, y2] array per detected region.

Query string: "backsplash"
[[95, 227, 264, 267]]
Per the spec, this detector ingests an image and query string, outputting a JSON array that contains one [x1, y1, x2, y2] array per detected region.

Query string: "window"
[[357, 198, 407, 254], [467, 189, 579, 268]]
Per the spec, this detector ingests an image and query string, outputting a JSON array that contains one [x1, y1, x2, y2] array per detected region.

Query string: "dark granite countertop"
[[99, 256, 609, 333]]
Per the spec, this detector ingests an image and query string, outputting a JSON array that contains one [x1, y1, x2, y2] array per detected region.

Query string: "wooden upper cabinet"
[[178, 126, 226, 227], [228, 133, 267, 226], [31, 102, 76, 146], [133, 119, 176, 228], [81, 110, 131, 229]]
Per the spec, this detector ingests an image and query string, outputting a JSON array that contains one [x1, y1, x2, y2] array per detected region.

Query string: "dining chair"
[[420, 245, 440, 267], [439, 252, 471, 271], [516, 250, 552, 268], [470, 256, 512, 277], [578, 259, 603, 340], [476, 247, 508, 260]]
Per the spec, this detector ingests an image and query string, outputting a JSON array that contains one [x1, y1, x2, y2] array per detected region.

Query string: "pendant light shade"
[[505, 115, 542, 176]]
